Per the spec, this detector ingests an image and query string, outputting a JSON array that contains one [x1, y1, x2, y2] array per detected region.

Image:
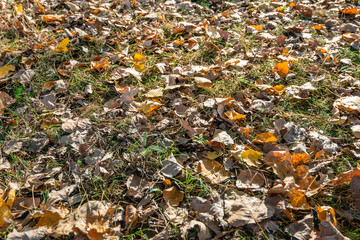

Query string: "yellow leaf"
[[0, 65, 15, 79], [241, 150, 263, 166], [6, 189, 15, 208], [134, 62, 145, 72], [54, 38, 69, 52], [15, 4, 23, 15], [204, 151, 222, 160], [289, 189, 310, 209], [134, 53, 145, 62], [272, 61, 289, 78]]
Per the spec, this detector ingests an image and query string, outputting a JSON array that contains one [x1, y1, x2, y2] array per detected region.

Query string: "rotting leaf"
[[91, 57, 110, 71]]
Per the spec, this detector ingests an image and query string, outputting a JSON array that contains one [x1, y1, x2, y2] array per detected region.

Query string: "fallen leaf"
[[317, 206, 336, 226], [251, 25, 263, 31], [144, 88, 163, 98], [272, 61, 289, 78], [0, 91, 16, 114], [291, 153, 310, 166], [339, 8, 360, 15], [14, 4, 23, 15], [163, 186, 184, 206], [224, 191, 275, 227], [91, 57, 110, 71], [0, 65, 16, 79], [236, 170, 265, 189], [198, 159, 230, 184], [54, 38, 69, 52], [140, 100, 162, 114], [253, 132, 277, 144], [288, 189, 310, 209], [241, 150, 263, 166], [224, 111, 245, 120]]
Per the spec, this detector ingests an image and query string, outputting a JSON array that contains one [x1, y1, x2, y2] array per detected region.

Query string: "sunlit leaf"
[[253, 132, 277, 144], [14, 4, 23, 15], [140, 100, 163, 114], [134, 53, 145, 62], [224, 111, 245, 120], [289, 189, 310, 209], [317, 206, 336, 226], [314, 24, 324, 30], [339, 8, 360, 15], [42, 15, 65, 22], [198, 158, 230, 184], [54, 38, 69, 52], [241, 150, 263, 166], [250, 25, 263, 31], [291, 153, 310, 166], [272, 61, 289, 78], [91, 57, 110, 71]]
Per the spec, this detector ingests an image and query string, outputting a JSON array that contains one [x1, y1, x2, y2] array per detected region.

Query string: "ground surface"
[[0, 0, 360, 239]]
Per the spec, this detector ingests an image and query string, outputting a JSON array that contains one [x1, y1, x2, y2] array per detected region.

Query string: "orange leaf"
[[272, 61, 289, 78], [291, 153, 310, 166], [198, 159, 230, 184], [163, 186, 184, 206], [339, 8, 360, 15], [289, 189, 310, 209], [289, 2, 296, 7], [317, 206, 336, 226], [314, 24, 324, 30], [42, 15, 65, 22], [91, 57, 110, 71], [224, 111, 245, 120], [253, 132, 277, 144], [250, 25, 262, 31]]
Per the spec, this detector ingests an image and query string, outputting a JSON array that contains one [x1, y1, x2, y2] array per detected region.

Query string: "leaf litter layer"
[[0, 0, 360, 239]]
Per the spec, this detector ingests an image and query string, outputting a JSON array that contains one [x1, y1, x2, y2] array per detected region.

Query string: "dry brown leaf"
[[163, 186, 184, 206], [0, 91, 15, 114], [198, 159, 230, 184]]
